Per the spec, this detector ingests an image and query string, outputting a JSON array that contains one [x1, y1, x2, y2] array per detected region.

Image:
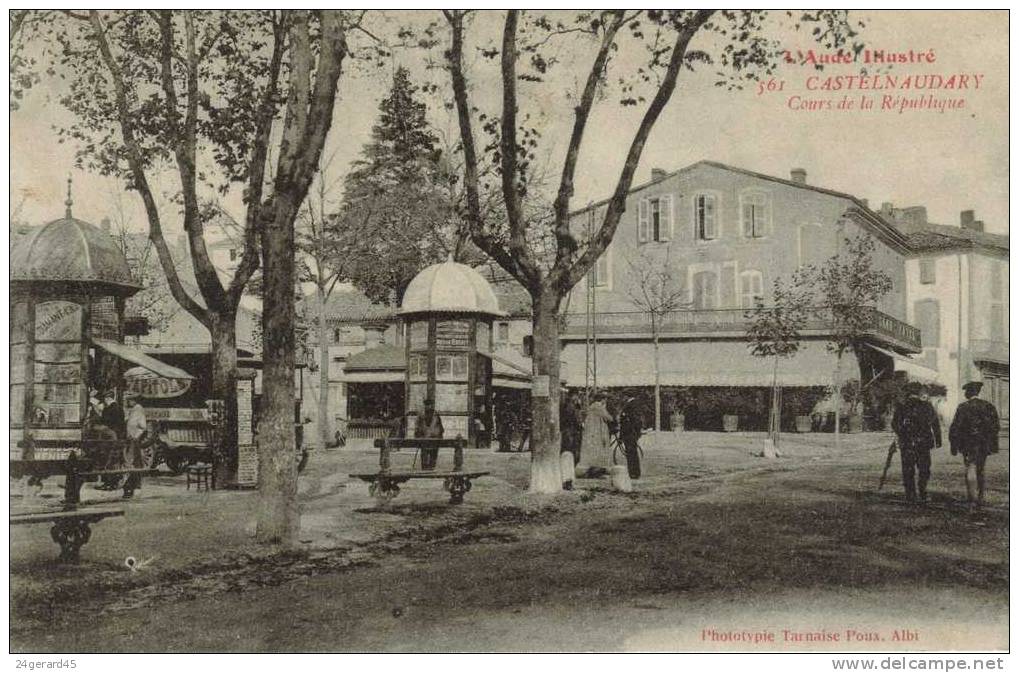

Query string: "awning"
[[92, 339, 194, 380], [867, 343, 940, 380], [478, 348, 532, 379]]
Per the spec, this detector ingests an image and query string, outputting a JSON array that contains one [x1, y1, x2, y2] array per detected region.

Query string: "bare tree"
[[31, 9, 373, 543], [439, 9, 861, 492], [623, 245, 688, 431]]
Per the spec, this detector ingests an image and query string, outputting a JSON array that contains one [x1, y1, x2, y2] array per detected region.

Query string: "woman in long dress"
[[578, 393, 613, 476]]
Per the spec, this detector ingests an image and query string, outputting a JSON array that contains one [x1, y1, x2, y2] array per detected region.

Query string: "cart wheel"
[[165, 454, 189, 475]]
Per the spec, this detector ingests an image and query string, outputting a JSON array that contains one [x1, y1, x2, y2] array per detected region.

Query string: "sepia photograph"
[[7, 8, 1009, 657]]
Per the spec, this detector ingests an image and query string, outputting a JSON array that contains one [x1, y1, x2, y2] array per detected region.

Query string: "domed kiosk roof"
[[399, 257, 505, 317], [11, 216, 140, 295]]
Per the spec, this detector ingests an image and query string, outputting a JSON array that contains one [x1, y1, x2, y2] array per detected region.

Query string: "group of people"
[[85, 387, 150, 496], [562, 391, 644, 481], [891, 380, 1000, 510]]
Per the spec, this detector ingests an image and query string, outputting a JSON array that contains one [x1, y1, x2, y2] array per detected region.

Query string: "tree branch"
[[559, 9, 714, 293], [88, 10, 209, 328], [445, 9, 539, 292], [553, 11, 626, 264]]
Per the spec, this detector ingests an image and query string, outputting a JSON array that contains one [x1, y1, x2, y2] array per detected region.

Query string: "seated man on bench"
[[414, 397, 443, 470], [90, 389, 125, 490]]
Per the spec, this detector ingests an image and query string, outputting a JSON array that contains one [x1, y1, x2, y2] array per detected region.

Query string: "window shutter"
[[660, 195, 673, 241], [637, 199, 649, 243], [742, 202, 752, 238], [705, 196, 717, 239]]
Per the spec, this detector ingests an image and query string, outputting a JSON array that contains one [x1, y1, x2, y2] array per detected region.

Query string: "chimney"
[[960, 210, 982, 230], [100, 217, 111, 233], [860, 198, 869, 209], [896, 205, 928, 232], [880, 202, 894, 217], [790, 168, 807, 184], [651, 167, 668, 182]]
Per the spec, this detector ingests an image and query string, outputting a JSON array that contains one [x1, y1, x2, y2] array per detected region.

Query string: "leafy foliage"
[[746, 270, 813, 359], [807, 234, 894, 358], [333, 66, 467, 305]]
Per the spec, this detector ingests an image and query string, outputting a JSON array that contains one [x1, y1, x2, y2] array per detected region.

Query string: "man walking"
[[949, 381, 1000, 511], [891, 382, 942, 505], [617, 395, 644, 479]]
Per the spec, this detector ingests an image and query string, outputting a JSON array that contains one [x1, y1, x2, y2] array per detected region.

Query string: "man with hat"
[[891, 381, 942, 505], [617, 395, 644, 480], [414, 397, 444, 470], [949, 380, 1000, 510]]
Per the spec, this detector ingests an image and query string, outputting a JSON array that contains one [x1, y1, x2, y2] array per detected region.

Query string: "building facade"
[[560, 161, 924, 429]]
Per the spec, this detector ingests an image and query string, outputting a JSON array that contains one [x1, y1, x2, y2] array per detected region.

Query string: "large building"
[[560, 160, 1006, 430]]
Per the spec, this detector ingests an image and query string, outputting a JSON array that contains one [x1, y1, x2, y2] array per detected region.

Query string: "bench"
[[10, 507, 124, 562], [351, 437, 490, 504]]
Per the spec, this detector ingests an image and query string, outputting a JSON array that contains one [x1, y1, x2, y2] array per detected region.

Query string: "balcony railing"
[[560, 306, 921, 353]]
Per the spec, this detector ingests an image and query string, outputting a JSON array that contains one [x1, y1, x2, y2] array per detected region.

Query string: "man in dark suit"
[[891, 382, 941, 505], [618, 395, 644, 480], [949, 381, 1000, 510]]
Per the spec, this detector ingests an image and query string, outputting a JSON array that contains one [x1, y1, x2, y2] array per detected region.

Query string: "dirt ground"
[[9, 432, 1009, 652]]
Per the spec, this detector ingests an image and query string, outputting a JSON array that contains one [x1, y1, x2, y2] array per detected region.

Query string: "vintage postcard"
[[8, 8, 1008, 658]]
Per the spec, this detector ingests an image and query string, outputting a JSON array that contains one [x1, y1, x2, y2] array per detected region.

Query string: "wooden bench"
[[351, 437, 490, 504], [10, 507, 124, 563], [14, 450, 160, 505]]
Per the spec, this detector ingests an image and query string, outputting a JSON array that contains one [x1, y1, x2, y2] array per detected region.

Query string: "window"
[[589, 248, 611, 288], [919, 259, 936, 284], [496, 322, 510, 344], [739, 270, 764, 308], [694, 194, 717, 241], [638, 195, 673, 243], [914, 299, 940, 347], [740, 191, 770, 238], [797, 223, 824, 266], [229, 248, 238, 262], [692, 270, 718, 309]]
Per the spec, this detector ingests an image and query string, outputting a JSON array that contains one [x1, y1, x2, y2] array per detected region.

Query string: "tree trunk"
[[833, 353, 842, 449], [770, 354, 780, 445], [652, 315, 661, 431], [256, 202, 300, 545], [529, 289, 563, 494], [209, 313, 238, 486], [316, 285, 332, 449]]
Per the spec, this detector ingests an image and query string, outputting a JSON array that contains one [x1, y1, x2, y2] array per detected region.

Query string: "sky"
[[9, 10, 1008, 242]]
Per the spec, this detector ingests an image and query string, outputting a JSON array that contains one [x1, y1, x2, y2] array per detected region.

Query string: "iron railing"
[[560, 306, 921, 352]]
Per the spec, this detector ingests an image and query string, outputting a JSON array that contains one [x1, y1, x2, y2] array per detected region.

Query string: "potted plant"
[[722, 413, 739, 432]]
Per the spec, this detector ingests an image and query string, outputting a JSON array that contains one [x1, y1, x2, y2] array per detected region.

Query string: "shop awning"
[[867, 343, 940, 380], [92, 339, 194, 380], [478, 348, 532, 378]]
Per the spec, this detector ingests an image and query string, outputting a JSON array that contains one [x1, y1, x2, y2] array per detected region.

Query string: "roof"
[[10, 216, 141, 294], [480, 263, 532, 317], [569, 159, 911, 252], [906, 222, 1009, 255], [399, 257, 505, 317], [300, 288, 397, 324], [344, 344, 406, 372]]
